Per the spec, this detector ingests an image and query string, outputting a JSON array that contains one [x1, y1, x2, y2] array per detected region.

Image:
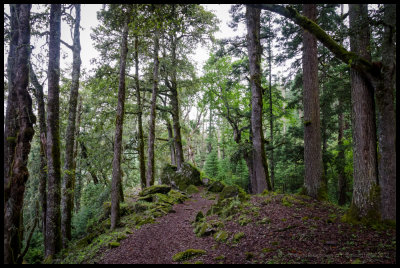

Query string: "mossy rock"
[[139, 185, 171, 196], [160, 164, 178, 185], [186, 184, 200, 195], [108, 242, 120, 248], [168, 189, 188, 203], [238, 215, 251, 226], [194, 222, 215, 237], [232, 232, 245, 243], [160, 163, 202, 191], [207, 180, 225, 193], [219, 185, 248, 202], [172, 249, 206, 262], [213, 230, 229, 243], [132, 201, 152, 213]]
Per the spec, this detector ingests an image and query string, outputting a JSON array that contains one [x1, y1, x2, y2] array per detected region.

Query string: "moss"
[[172, 249, 206, 262], [214, 255, 225, 261], [139, 184, 171, 196], [186, 184, 199, 195], [213, 230, 229, 243], [341, 184, 382, 227], [167, 189, 188, 203], [257, 217, 271, 225], [238, 215, 251, 226], [43, 255, 53, 264], [232, 232, 245, 243], [245, 251, 254, 260], [194, 222, 214, 237], [282, 196, 293, 207], [207, 180, 225, 193], [194, 211, 204, 223], [108, 241, 120, 248]]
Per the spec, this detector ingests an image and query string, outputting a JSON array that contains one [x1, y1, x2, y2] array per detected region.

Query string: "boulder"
[[160, 163, 202, 191], [139, 184, 171, 196], [207, 180, 225, 193]]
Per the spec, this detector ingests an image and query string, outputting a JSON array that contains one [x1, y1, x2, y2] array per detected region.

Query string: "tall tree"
[[348, 4, 379, 220], [111, 9, 130, 230], [146, 22, 160, 187], [246, 5, 272, 193], [61, 4, 81, 247], [134, 32, 146, 190], [28, 62, 48, 245], [45, 3, 62, 259], [4, 4, 36, 264], [377, 4, 396, 221], [302, 4, 325, 199]]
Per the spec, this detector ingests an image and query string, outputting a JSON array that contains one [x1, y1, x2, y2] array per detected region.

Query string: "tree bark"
[[28, 62, 48, 247], [348, 4, 379, 219], [134, 34, 146, 190], [267, 17, 275, 190], [45, 4, 62, 259], [4, 4, 35, 264], [376, 4, 396, 221], [146, 27, 160, 187], [169, 30, 185, 171], [61, 4, 81, 247], [246, 5, 272, 194], [111, 16, 129, 230], [337, 101, 348, 206], [74, 97, 82, 213], [302, 4, 324, 199], [166, 118, 176, 166]]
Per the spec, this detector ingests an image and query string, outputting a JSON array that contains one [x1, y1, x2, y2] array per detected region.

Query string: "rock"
[[186, 184, 199, 195], [160, 163, 202, 191], [172, 249, 207, 262], [139, 185, 171, 196], [219, 185, 248, 201], [207, 181, 225, 193], [108, 242, 120, 248]]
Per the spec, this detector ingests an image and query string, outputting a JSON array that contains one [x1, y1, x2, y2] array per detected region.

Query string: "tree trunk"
[[267, 17, 275, 190], [337, 102, 348, 206], [376, 4, 396, 221], [166, 118, 176, 166], [61, 4, 81, 247], [302, 4, 325, 199], [146, 27, 160, 187], [74, 97, 82, 213], [111, 17, 129, 230], [28, 62, 48, 247], [45, 4, 62, 259], [169, 32, 185, 171], [348, 4, 379, 220], [134, 34, 146, 190], [4, 4, 35, 264], [246, 5, 271, 194]]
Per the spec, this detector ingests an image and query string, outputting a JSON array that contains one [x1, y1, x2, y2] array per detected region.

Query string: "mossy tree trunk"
[[28, 62, 48, 246], [134, 33, 146, 190], [302, 4, 325, 200], [4, 4, 36, 264], [146, 26, 160, 187], [61, 4, 81, 247], [111, 15, 129, 230], [45, 4, 63, 259], [246, 5, 272, 194]]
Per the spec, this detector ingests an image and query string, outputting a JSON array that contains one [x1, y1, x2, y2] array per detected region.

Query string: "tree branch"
[[248, 4, 381, 83]]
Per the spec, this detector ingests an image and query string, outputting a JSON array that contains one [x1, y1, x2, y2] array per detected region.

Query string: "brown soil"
[[98, 188, 396, 264]]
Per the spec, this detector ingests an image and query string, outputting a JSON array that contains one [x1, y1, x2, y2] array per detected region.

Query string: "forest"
[[3, 4, 396, 264]]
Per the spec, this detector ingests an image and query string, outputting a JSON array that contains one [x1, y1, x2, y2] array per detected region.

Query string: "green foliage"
[[203, 150, 219, 178]]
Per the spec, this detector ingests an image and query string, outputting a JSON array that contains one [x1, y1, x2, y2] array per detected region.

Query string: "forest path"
[[99, 187, 216, 264], [98, 188, 396, 264]]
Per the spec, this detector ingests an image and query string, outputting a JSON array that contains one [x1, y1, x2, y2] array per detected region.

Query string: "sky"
[[74, 4, 243, 76]]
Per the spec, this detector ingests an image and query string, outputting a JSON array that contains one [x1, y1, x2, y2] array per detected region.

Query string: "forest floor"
[[95, 187, 396, 264]]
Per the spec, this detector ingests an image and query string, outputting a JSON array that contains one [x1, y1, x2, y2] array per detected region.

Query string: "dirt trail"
[[99, 189, 215, 264]]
